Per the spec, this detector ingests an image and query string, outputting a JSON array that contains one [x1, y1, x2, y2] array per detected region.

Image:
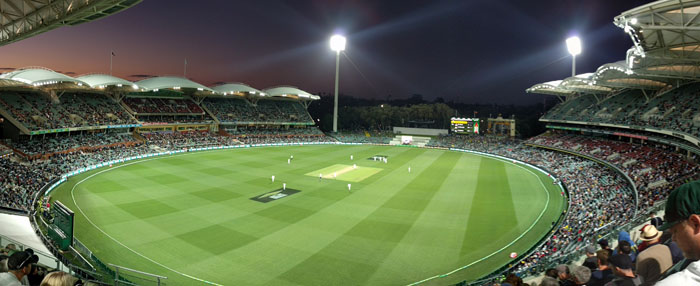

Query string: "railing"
[[109, 264, 167, 286], [0, 234, 63, 270]]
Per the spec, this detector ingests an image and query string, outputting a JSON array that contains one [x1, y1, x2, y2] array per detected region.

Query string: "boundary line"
[[407, 152, 555, 285], [70, 154, 224, 286], [58, 144, 560, 286]]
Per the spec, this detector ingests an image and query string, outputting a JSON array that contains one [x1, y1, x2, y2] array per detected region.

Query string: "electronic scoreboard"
[[450, 117, 479, 134]]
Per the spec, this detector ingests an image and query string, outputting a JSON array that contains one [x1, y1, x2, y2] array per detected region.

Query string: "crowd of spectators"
[[123, 97, 204, 114], [0, 91, 318, 129], [543, 84, 700, 138], [427, 134, 520, 153], [0, 142, 150, 211], [331, 130, 394, 144], [227, 127, 336, 145], [528, 133, 700, 213], [203, 97, 313, 124], [1, 245, 87, 286], [7, 132, 138, 156], [0, 91, 135, 131], [142, 131, 241, 150], [136, 114, 214, 124]]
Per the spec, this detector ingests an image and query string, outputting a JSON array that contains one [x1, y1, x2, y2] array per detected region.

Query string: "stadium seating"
[[141, 130, 241, 150], [543, 83, 700, 138], [0, 91, 136, 130], [202, 97, 313, 124]]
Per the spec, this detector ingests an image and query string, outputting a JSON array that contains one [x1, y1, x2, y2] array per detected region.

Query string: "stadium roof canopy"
[[560, 73, 613, 94], [615, 0, 700, 79], [262, 86, 320, 100], [593, 61, 670, 89], [526, 80, 574, 97], [77, 74, 140, 90], [135, 76, 216, 94], [0, 0, 142, 47], [211, 83, 265, 96], [0, 67, 87, 87]]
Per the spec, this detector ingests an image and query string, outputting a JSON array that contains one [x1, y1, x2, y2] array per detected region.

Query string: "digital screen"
[[451, 117, 479, 134]]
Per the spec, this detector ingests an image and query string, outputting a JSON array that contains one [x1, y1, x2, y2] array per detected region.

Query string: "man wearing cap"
[[605, 254, 643, 286], [634, 225, 672, 286], [656, 180, 700, 286], [556, 264, 576, 286], [584, 245, 599, 270], [0, 249, 39, 286], [571, 265, 592, 285]]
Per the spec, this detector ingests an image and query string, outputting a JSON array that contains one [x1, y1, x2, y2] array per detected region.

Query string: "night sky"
[[0, 0, 652, 105]]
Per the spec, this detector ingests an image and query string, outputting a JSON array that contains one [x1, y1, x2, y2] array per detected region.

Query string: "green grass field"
[[49, 145, 564, 285]]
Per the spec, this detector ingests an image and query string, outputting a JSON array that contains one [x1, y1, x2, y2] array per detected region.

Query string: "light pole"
[[566, 36, 581, 77], [330, 34, 346, 133]]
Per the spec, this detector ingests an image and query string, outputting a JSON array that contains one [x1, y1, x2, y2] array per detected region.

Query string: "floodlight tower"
[[566, 36, 582, 77], [330, 34, 346, 133]]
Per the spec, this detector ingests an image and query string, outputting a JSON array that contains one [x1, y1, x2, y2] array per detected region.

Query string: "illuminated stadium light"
[[566, 36, 581, 56], [173, 86, 181, 90], [566, 36, 582, 77], [117, 84, 122, 87], [132, 84, 138, 90], [330, 34, 346, 133], [330, 34, 346, 52], [630, 18, 638, 25], [197, 88, 203, 91]]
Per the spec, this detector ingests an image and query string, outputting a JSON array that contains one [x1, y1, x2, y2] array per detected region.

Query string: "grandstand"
[[2, 0, 700, 285]]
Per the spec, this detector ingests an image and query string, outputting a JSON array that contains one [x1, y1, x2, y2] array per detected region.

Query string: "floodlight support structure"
[[571, 55, 576, 77], [333, 51, 340, 133]]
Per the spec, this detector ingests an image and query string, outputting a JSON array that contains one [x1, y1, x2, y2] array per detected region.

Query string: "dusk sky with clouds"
[[0, 0, 652, 105]]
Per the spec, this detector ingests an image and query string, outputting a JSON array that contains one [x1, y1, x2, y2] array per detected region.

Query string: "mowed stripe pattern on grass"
[[51, 145, 561, 285]]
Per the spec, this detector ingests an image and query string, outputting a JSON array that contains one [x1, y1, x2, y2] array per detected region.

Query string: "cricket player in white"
[[353, 164, 357, 169], [333, 172, 337, 179], [408, 166, 411, 173], [271, 175, 275, 182], [350, 155, 353, 160], [319, 173, 323, 181], [283, 183, 286, 190], [347, 183, 351, 192], [287, 158, 290, 164]]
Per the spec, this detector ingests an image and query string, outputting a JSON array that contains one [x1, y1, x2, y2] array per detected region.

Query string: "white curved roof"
[[526, 80, 574, 96], [0, 67, 87, 87], [77, 74, 139, 89], [135, 76, 215, 93], [593, 61, 669, 89], [211, 83, 264, 95], [262, 86, 319, 100]]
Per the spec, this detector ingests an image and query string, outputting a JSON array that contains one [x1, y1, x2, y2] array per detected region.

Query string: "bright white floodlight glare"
[[566, 36, 582, 56], [630, 18, 638, 25], [330, 35, 346, 52]]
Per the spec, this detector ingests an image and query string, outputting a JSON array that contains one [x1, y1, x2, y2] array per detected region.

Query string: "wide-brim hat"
[[640, 224, 663, 241]]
